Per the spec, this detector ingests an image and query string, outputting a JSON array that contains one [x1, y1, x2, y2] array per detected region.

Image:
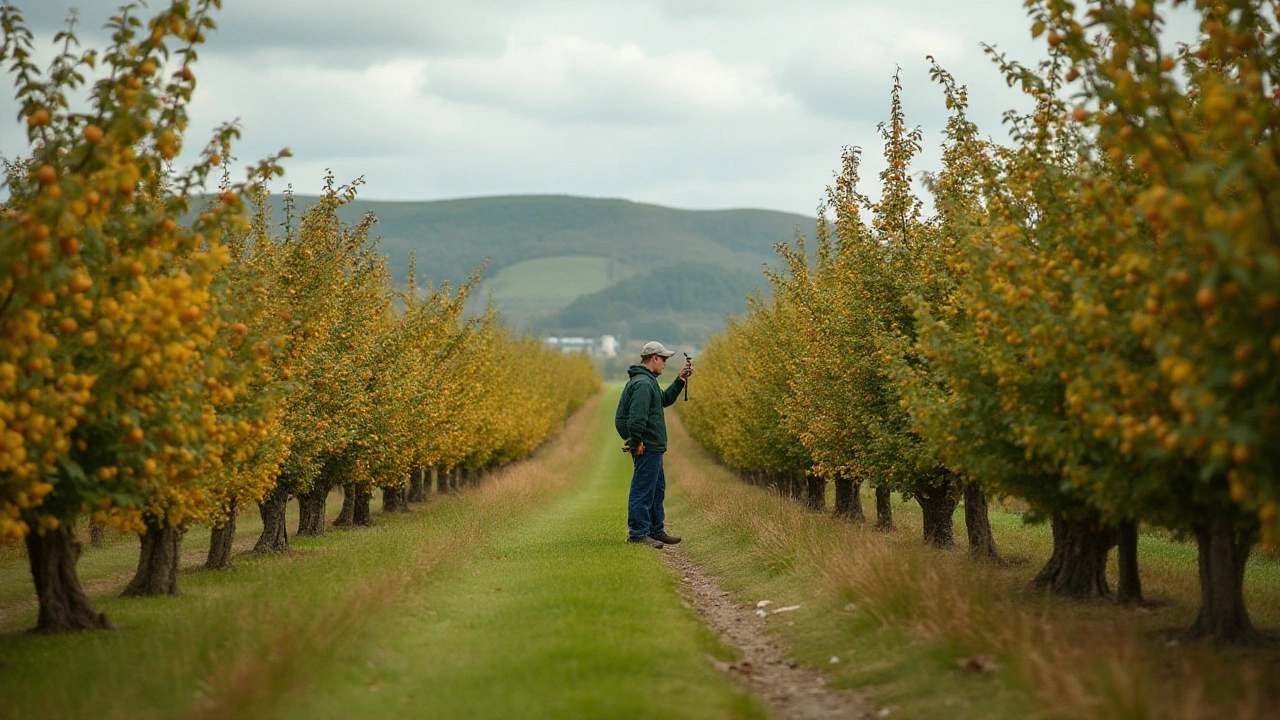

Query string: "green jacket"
[[615, 365, 685, 453]]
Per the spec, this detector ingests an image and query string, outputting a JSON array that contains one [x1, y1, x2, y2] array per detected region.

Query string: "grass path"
[[289, 389, 760, 719], [0, 390, 761, 720]]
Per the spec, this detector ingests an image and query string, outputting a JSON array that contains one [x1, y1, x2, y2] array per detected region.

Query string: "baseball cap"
[[640, 341, 676, 358]]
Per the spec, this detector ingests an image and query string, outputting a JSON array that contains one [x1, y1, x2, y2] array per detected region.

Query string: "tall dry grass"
[[182, 396, 602, 719], [665, 413, 1279, 720]]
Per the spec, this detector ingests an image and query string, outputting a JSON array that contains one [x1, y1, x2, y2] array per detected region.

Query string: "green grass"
[[0, 494, 317, 624], [292, 389, 759, 719], [0, 392, 762, 720], [662, 414, 1280, 720]]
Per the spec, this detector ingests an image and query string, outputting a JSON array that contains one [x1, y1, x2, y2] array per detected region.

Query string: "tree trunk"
[[774, 472, 792, 499], [1189, 503, 1256, 642], [407, 468, 427, 503], [25, 525, 112, 633], [1032, 510, 1112, 600], [206, 496, 238, 570], [963, 482, 1000, 561], [874, 484, 893, 531], [833, 477, 866, 523], [429, 467, 438, 495], [1116, 519, 1143, 606], [382, 483, 410, 514], [351, 486, 373, 526], [297, 481, 333, 537], [89, 520, 106, 548], [333, 483, 356, 527], [804, 474, 826, 512], [122, 517, 181, 597], [253, 486, 290, 553], [915, 474, 959, 549]]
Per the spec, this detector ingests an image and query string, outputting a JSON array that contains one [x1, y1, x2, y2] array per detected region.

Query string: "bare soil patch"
[[664, 547, 878, 720]]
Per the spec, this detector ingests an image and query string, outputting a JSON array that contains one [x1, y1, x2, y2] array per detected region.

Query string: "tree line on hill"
[[679, 0, 1278, 644]]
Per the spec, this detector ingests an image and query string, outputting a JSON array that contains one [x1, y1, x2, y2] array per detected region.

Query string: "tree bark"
[[25, 525, 112, 633], [1116, 519, 1143, 606], [429, 467, 438, 495], [333, 483, 356, 526], [89, 520, 106, 548], [963, 482, 1000, 561], [1032, 510, 1112, 600], [915, 474, 959, 549], [122, 516, 181, 597], [351, 486, 373, 526], [407, 467, 427, 503], [297, 481, 333, 537], [1189, 503, 1256, 642], [874, 484, 893, 531], [253, 486, 290, 553], [206, 496, 238, 570], [773, 471, 793, 499], [382, 483, 410, 514], [804, 474, 827, 512], [833, 477, 866, 523]]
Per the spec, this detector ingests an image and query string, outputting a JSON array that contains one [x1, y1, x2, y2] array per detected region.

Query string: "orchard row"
[[0, 1, 598, 633], [679, 0, 1278, 644]]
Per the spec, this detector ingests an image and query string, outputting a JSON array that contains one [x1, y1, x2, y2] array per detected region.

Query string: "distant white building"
[[600, 335, 618, 357], [545, 334, 619, 358]]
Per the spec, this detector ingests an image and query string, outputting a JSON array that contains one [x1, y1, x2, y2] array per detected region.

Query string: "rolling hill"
[[254, 194, 813, 345]]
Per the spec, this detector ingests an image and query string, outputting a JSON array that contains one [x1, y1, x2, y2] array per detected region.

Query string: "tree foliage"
[[681, 0, 1279, 642], [0, 1, 598, 631]]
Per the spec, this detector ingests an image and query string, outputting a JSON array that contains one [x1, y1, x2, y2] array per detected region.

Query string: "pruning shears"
[[682, 352, 692, 401]]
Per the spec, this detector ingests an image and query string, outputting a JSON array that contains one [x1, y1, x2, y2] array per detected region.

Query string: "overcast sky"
[[0, 1, 1188, 216]]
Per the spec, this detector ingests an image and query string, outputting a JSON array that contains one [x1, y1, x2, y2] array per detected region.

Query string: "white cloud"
[[425, 36, 795, 124], [3, 0, 1200, 216]]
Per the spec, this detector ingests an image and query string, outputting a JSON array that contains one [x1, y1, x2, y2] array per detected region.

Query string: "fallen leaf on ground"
[[956, 655, 999, 674]]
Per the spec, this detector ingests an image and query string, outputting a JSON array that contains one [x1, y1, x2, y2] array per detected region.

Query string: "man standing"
[[615, 341, 693, 549]]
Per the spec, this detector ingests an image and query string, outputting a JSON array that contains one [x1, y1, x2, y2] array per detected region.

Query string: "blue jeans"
[[627, 451, 665, 539]]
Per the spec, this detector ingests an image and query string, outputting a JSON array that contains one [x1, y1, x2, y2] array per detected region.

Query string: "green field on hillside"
[[478, 255, 625, 324]]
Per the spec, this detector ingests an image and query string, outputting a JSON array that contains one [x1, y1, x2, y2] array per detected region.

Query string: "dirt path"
[[664, 548, 878, 720]]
